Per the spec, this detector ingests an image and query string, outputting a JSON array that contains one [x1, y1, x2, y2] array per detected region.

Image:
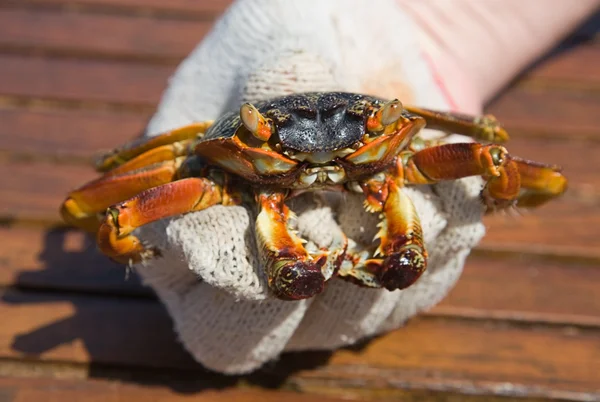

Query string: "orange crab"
[[60, 92, 567, 300]]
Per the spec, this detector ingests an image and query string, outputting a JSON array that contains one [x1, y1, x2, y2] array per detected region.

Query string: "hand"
[[131, 0, 595, 373]]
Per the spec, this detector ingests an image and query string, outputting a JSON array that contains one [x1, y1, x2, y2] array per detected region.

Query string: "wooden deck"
[[0, 1, 599, 401]]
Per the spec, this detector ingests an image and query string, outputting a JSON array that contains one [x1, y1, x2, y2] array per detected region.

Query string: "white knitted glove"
[[134, 0, 486, 374]]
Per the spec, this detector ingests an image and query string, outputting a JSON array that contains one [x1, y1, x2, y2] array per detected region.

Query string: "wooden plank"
[[0, 289, 198, 369], [435, 254, 600, 325], [0, 376, 588, 402], [482, 198, 600, 255], [0, 9, 213, 61], [1, 161, 96, 222], [524, 43, 600, 87], [0, 55, 172, 105], [0, 291, 598, 398], [486, 86, 600, 142], [0, 108, 148, 160], [7, 0, 232, 16], [0, 377, 352, 402], [308, 317, 600, 392], [0, 226, 147, 296], [1, 225, 599, 324], [289, 318, 600, 401]]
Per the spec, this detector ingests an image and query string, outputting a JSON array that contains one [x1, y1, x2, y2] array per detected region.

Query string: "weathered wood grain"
[[0, 9, 213, 61], [0, 377, 353, 402], [0, 108, 148, 160], [0, 226, 147, 296], [435, 254, 600, 326], [0, 55, 172, 105], [0, 289, 198, 369], [1, 161, 95, 222], [0, 375, 591, 402], [486, 86, 600, 142], [482, 199, 600, 254], [523, 43, 600, 86], [0, 291, 598, 397]]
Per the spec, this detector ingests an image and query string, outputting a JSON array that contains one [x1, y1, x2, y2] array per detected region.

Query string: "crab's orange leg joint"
[[404, 106, 509, 143], [340, 176, 427, 290], [97, 177, 228, 264], [403, 142, 521, 203], [60, 158, 186, 232], [105, 140, 194, 176], [256, 191, 331, 300], [96, 122, 211, 172], [512, 157, 568, 208]]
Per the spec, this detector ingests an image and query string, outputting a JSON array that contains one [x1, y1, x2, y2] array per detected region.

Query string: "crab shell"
[[195, 92, 423, 189]]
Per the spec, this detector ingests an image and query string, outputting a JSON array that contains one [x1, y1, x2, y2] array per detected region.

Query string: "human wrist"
[[398, 0, 599, 104]]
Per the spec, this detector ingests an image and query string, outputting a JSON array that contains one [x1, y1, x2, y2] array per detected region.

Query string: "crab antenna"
[[240, 103, 273, 141], [367, 99, 404, 132]]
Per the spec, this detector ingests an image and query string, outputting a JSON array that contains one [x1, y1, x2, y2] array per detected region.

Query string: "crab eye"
[[380, 99, 403, 126], [367, 99, 404, 132], [240, 103, 272, 141]]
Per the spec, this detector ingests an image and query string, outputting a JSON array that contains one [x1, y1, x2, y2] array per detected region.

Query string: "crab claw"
[[240, 102, 273, 141], [256, 191, 333, 300], [269, 259, 326, 300], [339, 176, 428, 290]]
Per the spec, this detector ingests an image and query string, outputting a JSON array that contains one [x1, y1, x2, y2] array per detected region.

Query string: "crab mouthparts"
[[297, 165, 346, 187], [285, 148, 355, 164]]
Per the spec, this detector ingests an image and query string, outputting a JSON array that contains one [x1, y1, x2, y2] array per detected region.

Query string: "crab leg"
[[512, 157, 567, 208], [404, 106, 509, 143], [60, 157, 201, 232], [402, 142, 521, 205], [403, 141, 567, 209], [104, 140, 195, 176], [256, 191, 347, 300], [98, 177, 230, 264], [339, 175, 427, 290], [96, 122, 212, 172]]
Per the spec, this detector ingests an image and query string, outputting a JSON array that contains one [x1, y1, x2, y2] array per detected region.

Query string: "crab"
[[60, 92, 567, 300]]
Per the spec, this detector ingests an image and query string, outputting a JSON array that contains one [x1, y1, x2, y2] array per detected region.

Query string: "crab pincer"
[[255, 191, 348, 300], [348, 175, 428, 290]]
